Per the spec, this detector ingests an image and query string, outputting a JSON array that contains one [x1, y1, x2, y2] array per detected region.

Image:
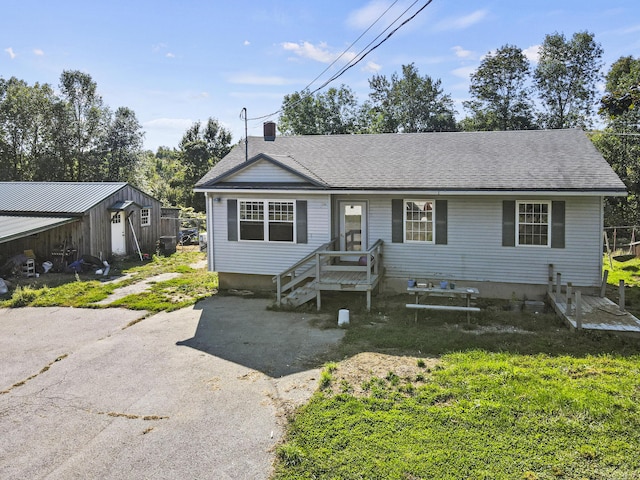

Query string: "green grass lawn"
[[274, 288, 640, 480], [274, 351, 640, 480], [603, 254, 640, 317], [0, 251, 217, 312]]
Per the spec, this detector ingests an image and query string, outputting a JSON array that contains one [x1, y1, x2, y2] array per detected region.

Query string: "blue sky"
[[2, 1, 640, 151]]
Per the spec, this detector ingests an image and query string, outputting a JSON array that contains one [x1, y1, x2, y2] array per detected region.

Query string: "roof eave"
[[194, 187, 628, 197]]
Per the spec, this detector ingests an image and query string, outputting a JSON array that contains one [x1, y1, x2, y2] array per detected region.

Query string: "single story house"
[[195, 128, 626, 307], [0, 182, 168, 269]]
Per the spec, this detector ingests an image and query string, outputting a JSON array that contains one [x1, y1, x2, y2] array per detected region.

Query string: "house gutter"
[[193, 188, 627, 197]]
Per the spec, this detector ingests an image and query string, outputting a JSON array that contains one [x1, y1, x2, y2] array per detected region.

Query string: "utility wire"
[[311, 0, 432, 94], [297, 0, 399, 95], [247, 0, 433, 123]]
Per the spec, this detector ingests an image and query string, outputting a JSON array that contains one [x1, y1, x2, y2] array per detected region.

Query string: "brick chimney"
[[263, 121, 276, 141]]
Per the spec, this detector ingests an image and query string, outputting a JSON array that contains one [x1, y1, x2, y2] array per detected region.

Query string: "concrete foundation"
[[218, 272, 599, 301], [218, 272, 274, 292]]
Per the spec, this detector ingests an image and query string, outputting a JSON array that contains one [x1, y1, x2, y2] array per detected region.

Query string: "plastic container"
[[338, 309, 350, 326]]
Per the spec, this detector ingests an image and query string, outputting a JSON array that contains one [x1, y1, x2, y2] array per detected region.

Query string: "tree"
[[179, 118, 232, 211], [58, 70, 109, 180], [600, 56, 640, 118], [462, 45, 537, 131], [102, 107, 144, 182], [278, 85, 361, 135], [534, 31, 603, 129], [0, 77, 56, 181], [592, 56, 640, 226], [368, 63, 457, 133], [135, 147, 186, 207]]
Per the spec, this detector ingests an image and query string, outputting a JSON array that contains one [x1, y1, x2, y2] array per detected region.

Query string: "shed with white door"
[[0, 182, 166, 267]]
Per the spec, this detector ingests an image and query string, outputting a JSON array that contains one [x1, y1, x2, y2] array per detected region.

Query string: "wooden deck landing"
[[317, 270, 381, 290], [547, 292, 640, 335]]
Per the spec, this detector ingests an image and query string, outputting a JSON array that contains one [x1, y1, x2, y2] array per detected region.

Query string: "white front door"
[[111, 211, 126, 255], [339, 201, 367, 254]]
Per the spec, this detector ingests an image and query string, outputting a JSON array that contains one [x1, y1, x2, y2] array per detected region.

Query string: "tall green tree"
[[278, 85, 362, 135], [368, 63, 457, 133], [534, 31, 603, 129], [179, 118, 232, 211], [462, 45, 537, 131], [102, 106, 144, 182], [600, 56, 640, 118], [58, 70, 108, 180], [0, 78, 55, 180], [593, 56, 640, 226]]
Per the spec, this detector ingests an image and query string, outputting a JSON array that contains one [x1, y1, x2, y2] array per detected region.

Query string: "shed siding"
[[87, 185, 162, 258], [211, 193, 331, 275], [368, 195, 602, 287], [226, 160, 306, 183]]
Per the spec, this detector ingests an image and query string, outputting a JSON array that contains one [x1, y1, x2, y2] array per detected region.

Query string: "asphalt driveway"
[[0, 297, 344, 479]]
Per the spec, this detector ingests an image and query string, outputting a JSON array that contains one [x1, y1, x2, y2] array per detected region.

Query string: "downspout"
[[208, 193, 215, 272]]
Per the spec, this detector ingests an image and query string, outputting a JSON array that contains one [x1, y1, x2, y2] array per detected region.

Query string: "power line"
[[298, 0, 400, 95], [247, 0, 433, 123]]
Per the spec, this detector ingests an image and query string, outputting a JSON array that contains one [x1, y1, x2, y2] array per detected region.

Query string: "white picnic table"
[[406, 285, 480, 322]]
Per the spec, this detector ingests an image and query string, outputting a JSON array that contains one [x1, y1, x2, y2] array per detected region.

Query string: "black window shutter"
[[227, 199, 238, 241], [435, 200, 448, 245], [296, 200, 308, 244], [551, 201, 565, 248], [502, 200, 516, 247], [391, 199, 404, 243]]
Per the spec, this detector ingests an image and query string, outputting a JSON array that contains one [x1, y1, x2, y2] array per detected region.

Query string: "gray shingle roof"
[[196, 129, 626, 193], [0, 182, 127, 214]]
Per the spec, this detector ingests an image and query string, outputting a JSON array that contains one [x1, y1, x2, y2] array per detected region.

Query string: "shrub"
[[8, 285, 40, 307]]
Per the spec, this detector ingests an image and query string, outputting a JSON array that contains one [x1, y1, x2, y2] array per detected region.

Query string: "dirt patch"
[[327, 352, 440, 397], [445, 324, 534, 335]]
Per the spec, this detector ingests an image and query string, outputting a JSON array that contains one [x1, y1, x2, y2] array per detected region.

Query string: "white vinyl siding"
[[226, 160, 305, 183], [369, 195, 602, 288], [211, 193, 330, 275], [209, 191, 603, 289]]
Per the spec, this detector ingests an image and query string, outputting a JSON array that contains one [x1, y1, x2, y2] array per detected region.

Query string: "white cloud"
[[281, 41, 356, 64], [523, 44, 540, 63], [228, 73, 297, 86], [347, 0, 393, 29], [362, 61, 382, 73], [33, 48, 44, 56], [166, 52, 175, 58], [243, 40, 250, 46], [5, 47, 16, 59], [452, 45, 473, 59], [435, 9, 488, 31], [451, 66, 475, 79]]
